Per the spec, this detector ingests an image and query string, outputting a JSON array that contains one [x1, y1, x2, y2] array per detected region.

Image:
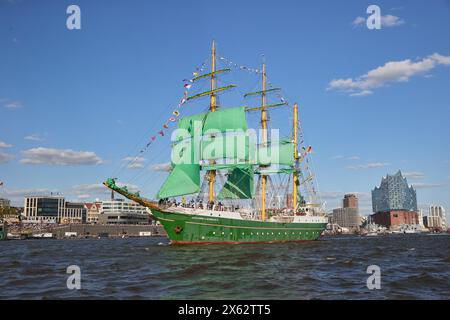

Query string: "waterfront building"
[[371, 210, 418, 228], [331, 194, 360, 230], [98, 199, 150, 225], [424, 205, 447, 230], [372, 170, 417, 213], [85, 202, 102, 224], [370, 171, 419, 229], [418, 209, 425, 227], [23, 196, 86, 224], [60, 202, 86, 224]]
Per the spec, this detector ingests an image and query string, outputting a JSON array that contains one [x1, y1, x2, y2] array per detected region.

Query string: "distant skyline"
[[1, 0, 450, 216]]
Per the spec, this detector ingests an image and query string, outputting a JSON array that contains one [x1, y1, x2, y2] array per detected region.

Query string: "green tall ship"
[[104, 42, 328, 244]]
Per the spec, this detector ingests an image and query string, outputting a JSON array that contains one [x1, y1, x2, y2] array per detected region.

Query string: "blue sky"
[[0, 0, 449, 216]]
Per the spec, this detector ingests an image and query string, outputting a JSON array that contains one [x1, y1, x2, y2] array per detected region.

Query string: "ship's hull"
[[150, 209, 327, 244]]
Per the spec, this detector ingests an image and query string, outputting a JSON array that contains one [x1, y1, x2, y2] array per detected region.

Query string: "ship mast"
[[292, 102, 299, 211], [261, 63, 267, 221], [208, 41, 217, 204]]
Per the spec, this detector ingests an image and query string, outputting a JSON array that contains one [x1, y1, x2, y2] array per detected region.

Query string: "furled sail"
[[156, 164, 200, 199], [218, 165, 254, 199]]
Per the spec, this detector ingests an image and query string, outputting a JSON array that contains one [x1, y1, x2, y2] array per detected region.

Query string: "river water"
[[0, 234, 449, 299]]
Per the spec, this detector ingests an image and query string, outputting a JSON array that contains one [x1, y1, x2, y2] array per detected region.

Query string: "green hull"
[[151, 209, 327, 244], [0, 230, 6, 241]]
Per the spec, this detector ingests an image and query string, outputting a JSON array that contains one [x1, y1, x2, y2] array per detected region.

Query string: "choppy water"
[[0, 234, 449, 299]]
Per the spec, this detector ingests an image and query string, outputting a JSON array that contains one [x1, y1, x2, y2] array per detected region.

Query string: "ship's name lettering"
[[192, 217, 219, 222]]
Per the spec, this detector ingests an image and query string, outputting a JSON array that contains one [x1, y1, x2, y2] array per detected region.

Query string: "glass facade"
[[36, 198, 59, 217], [372, 170, 418, 213]]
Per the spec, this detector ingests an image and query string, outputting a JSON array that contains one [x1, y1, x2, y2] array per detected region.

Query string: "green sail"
[[258, 139, 294, 166], [171, 139, 200, 165], [203, 107, 247, 134], [218, 165, 254, 199], [156, 164, 200, 199], [201, 133, 255, 162], [177, 107, 247, 141], [178, 113, 207, 138]]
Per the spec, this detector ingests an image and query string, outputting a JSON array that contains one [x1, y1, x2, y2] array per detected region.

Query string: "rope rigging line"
[[110, 59, 209, 184]]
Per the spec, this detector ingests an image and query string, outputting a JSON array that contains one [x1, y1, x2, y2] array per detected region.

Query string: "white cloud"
[[122, 156, 146, 169], [346, 162, 389, 170], [20, 147, 102, 166], [429, 53, 450, 65], [411, 183, 444, 189], [0, 152, 14, 164], [332, 155, 360, 160], [24, 133, 45, 142], [352, 14, 404, 28], [328, 53, 450, 96], [0, 141, 12, 148], [381, 15, 405, 27], [151, 162, 172, 172], [352, 16, 366, 26], [0, 188, 59, 206], [350, 90, 373, 97], [403, 171, 425, 179], [3, 100, 23, 109]]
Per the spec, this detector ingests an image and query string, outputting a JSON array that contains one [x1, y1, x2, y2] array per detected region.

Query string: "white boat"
[[31, 232, 54, 238]]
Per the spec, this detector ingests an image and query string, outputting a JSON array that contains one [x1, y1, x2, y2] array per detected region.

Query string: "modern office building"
[[331, 194, 360, 230], [23, 196, 86, 224], [424, 205, 447, 230], [97, 199, 150, 225], [371, 170, 418, 229]]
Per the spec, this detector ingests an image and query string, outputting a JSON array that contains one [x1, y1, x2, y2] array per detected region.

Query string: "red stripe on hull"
[[170, 240, 312, 245]]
